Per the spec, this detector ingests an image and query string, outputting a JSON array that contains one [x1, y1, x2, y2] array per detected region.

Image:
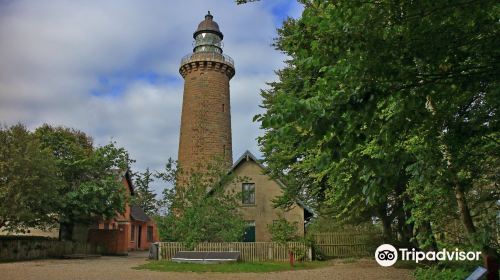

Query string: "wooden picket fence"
[[158, 242, 311, 262], [312, 232, 380, 258]]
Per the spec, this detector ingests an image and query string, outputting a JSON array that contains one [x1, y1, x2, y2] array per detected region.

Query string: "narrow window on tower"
[[222, 103, 225, 112], [223, 145, 226, 156]]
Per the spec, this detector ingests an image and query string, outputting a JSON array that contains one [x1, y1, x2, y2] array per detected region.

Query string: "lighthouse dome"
[[193, 11, 223, 39]]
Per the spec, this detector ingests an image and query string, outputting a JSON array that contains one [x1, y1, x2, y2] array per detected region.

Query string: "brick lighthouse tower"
[[178, 12, 235, 174]]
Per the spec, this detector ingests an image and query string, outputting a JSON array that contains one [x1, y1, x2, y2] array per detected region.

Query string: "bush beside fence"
[[158, 242, 311, 262], [0, 237, 101, 261]]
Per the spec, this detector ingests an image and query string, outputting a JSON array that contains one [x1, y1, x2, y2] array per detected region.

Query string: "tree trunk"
[[394, 187, 415, 248], [418, 221, 438, 252], [396, 220, 415, 248], [426, 96, 498, 277], [453, 182, 476, 236], [381, 217, 393, 242], [59, 222, 74, 241], [376, 205, 393, 242], [426, 96, 477, 237]]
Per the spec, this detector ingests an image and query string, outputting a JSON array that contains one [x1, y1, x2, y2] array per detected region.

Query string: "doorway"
[[243, 221, 256, 242], [137, 226, 142, 249]]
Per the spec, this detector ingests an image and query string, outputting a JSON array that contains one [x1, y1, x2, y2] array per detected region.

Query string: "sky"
[[0, 0, 303, 193]]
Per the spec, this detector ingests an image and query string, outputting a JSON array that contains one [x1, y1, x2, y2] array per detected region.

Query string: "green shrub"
[[413, 266, 469, 280], [393, 260, 421, 269]]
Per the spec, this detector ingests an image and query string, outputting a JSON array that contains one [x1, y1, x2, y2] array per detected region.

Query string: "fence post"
[[157, 243, 162, 260], [308, 246, 313, 261], [268, 245, 273, 260]]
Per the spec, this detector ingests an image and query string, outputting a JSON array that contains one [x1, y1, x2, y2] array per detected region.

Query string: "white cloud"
[[0, 0, 303, 194]]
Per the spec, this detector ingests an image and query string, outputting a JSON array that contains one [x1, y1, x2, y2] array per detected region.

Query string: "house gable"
[[230, 150, 314, 215], [118, 169, 134, 196], [225, 151, 309, 241]]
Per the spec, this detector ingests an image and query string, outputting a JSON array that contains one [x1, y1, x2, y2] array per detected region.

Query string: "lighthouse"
[[177, 12, 235, 175]]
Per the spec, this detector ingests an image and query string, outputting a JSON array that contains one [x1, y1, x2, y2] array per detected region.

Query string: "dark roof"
[[130, 205, 150, 222], [230, 150, 315, 217], [194, 11, 223, 39], [113, 169, 134, 195]]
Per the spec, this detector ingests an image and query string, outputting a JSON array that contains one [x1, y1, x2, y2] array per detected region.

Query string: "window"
[[131, 225, 135, 241], [242, 183, 255, 205], [147, 226, 154, 242], [222, 103, 225, 112], [104, 223, 109, 230], [194, 33, 222, 54]]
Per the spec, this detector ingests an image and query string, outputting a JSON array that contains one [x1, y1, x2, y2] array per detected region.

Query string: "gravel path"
[[0, 253, 414, 280]]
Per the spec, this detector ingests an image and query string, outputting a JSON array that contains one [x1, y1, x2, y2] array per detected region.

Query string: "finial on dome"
[[205, 11, 213, 20]]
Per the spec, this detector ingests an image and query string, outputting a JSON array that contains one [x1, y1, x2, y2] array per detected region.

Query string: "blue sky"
[[0, 0, 303, 194]]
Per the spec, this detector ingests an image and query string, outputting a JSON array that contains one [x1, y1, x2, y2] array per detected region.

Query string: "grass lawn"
[[135, 260, 328, 273]]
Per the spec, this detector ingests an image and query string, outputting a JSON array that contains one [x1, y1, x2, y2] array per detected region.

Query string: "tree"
[[254, 0, 499, 257], [156, 158, 246, 249], [268, 218, 299, 243], [34, 124, 132, 240], [0, 124, 62, 232], [131, 168, 159, 216]]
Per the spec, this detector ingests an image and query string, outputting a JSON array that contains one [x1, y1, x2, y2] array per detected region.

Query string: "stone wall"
[[0, 237, 101, 261]]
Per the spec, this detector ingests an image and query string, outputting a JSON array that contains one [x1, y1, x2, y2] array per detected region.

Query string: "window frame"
[[242, 183, 256, 205]]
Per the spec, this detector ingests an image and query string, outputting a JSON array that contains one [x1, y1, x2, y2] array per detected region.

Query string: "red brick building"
[[88, 170, 159, 254]]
